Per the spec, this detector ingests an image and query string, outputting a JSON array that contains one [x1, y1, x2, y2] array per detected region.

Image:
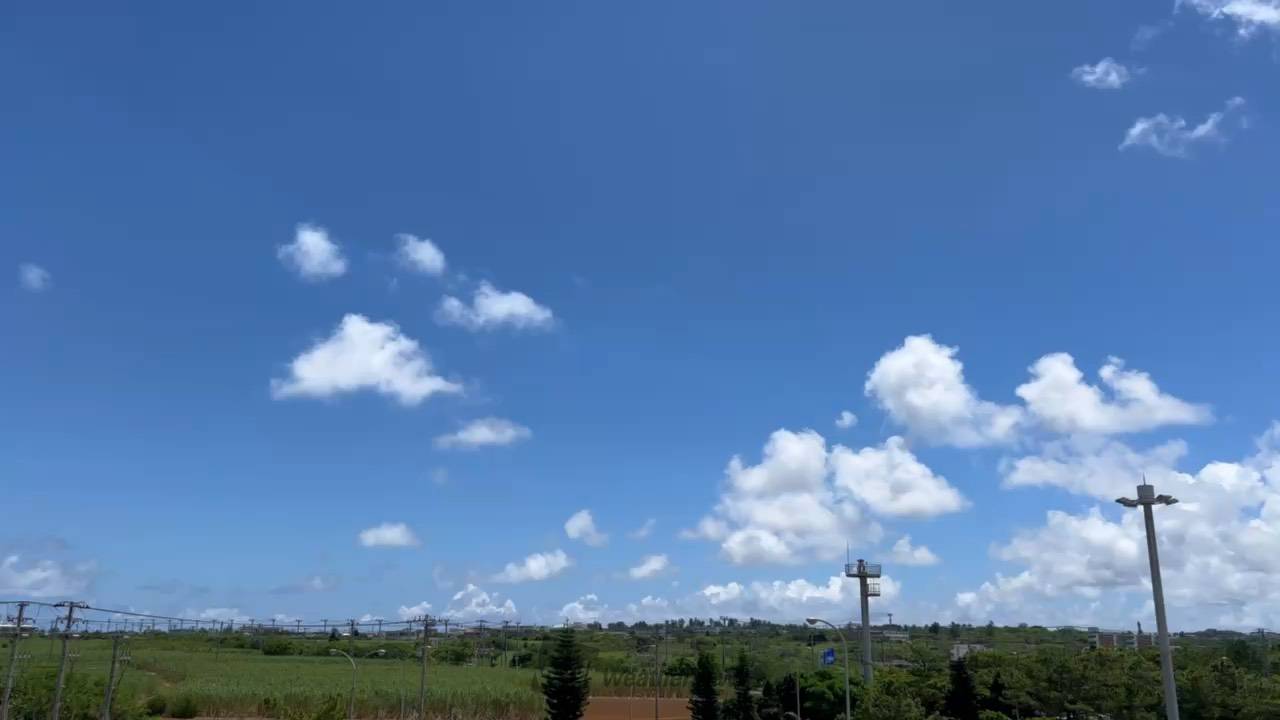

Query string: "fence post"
[[50, 601, 86, 720], [0, 602, 28, 720], [100, 635, 122, 720]]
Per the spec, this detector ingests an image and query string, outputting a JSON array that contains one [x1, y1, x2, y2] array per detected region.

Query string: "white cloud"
[[561, 594, 606, 624], [835, 410, 858, 429], [628, 554, 670, 580], [397, 601, 433, 620], [435, 418, 531, 450], [865, 335, 1023, 447], [830, 436, 969, 518], [962, 424, 1280, 628], [690, 428, 966, 564], [278, 223, 347, 281], [358, 522, 421, 548], [1119, 96, 1246, 157], [395, 233, 446, 276], [564, 510, 608, 547], [1071, 58, 1134, 89], [184, 607, 251, 623], [1182, 0, 1280, 36], [271, 314, 462, 405], [492, 549, 572, 583], [690, 429, 880, 565], [0, 555, 95, 598], [1016, 354, 1211, 435], [1131, 21, 1170, 50], [435, 281, 554, 331], [889, 536, 940, 566], [629, 518, 657, 540], [690, 575, 901, 620], [18, 263, 51, 292], [444, 584, 517, 620]]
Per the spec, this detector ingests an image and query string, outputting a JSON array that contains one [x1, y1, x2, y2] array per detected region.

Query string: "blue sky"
[[4, 1, 1280, 630]]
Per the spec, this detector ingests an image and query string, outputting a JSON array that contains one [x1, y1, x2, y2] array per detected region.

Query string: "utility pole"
[[100, 634, 125, 720], [50, 601, 87, 720], [348, 620, 356, 657], [1, 602, 28, 720], [417, 616, 429, 720], [1117, 479, 1180, 720]]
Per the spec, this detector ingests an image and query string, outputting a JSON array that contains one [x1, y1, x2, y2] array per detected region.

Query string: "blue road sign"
[[821, 648, 836, 666]]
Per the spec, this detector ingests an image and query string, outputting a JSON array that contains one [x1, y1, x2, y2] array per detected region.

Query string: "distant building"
[[950, 643, 986, 661]]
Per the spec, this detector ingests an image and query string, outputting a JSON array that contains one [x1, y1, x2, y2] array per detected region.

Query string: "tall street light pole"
[[1117, 479, 1180, 720], [806, 618, 850, 720]]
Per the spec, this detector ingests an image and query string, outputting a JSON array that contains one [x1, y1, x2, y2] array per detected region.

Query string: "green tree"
[[689, 651, 721, 720], [543, 627, 590, 720], [725, 649, 757, 720], [983, 671, 1008, 716], [328, 628, 339, 642], [943, 659, 980, 720]]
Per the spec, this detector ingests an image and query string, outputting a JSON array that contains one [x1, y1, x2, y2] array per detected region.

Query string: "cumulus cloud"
[[492, 549, 572, 583], [1071, 58, 1134, 89], [564, 510, 608, 547], [628, 554, 670, 580], [561, 594, 606, 624], [688, 427, 966, 565], [889, 536, 940, 566], [0, 555, 96, 598], [835, 410, 858, 429], [271, 314, 462, 405], [435, 417, 531, 450], [435, 281, 554, 331], [397, 601, 433, 620], [1119, 97, 1246, 157], [278, 223, 347, 281], [962, 424, 1280, 628], [1016, 354, 1211, 435], [830, 436, 968, 518], [395, 234, 446, 276], [688, 429, 877, 565], [18, 263, 51, 292], [444, 584, 517, 620], [865, 335, 1023, 447], [358, 522, 421, 548]]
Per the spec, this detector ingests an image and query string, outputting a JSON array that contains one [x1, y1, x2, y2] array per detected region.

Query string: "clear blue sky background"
[[3, 1, 1278, 628]]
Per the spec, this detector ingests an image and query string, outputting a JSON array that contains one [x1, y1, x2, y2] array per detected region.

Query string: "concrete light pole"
[[806, 618, 850, 720], [1117, 479, 1180, 720]]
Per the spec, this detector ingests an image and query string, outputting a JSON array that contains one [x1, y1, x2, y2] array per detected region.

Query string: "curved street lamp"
[[330, 648, 385, 720], [805, 618, 850, 720]]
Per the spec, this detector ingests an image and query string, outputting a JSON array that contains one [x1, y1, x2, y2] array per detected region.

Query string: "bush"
[[168, 695, 200, 719], [262, 638, 295, 656], [144, 696, 167, 716]]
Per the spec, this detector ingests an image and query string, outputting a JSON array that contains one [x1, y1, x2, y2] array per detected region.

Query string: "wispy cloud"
[[492, 550, 571, 583], [1120, 97, 1246, 157], [435, 418, 531, 450], [1071, 58, 1134, 90], [18, 263, 51, 292], [435, 281, 554, 332]]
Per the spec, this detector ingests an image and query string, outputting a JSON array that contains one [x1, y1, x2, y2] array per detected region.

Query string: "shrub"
[[262, 638, 295, 656], [144, 696, 167, 716], [168, 695, 200, 719]]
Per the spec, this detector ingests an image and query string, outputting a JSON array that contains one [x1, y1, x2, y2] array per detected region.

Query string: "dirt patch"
[[586, 697, 689, 720]]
